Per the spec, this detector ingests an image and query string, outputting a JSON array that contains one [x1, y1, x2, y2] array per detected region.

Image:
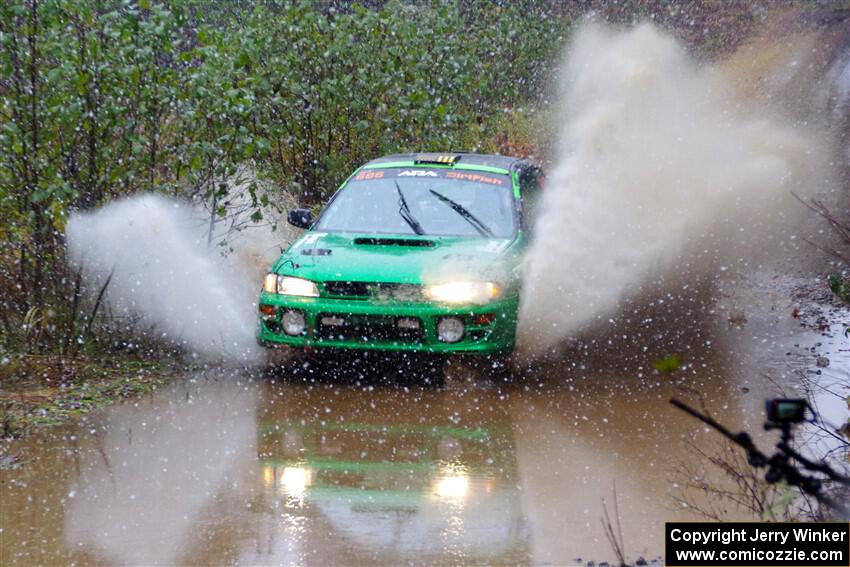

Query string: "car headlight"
[[425, 281, 502, 304], [263, 274, 319, 297]]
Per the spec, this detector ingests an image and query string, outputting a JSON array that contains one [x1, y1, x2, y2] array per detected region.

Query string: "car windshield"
[[314, 168, 516, 238]]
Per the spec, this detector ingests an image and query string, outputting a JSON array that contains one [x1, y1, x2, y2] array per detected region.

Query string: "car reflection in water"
[[255, 384, 528, 565]]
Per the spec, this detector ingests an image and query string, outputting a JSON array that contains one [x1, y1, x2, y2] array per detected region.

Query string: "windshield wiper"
[[428, 189, 493, 237], [395, 181, 425, 235]]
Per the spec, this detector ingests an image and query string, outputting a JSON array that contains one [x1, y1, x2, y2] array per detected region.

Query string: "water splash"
[[66, 192, 291, 362], [518, 22, 838, 358]]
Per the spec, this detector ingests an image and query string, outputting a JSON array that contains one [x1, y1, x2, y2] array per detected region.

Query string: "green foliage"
[[828, 273, 850, 304], [199, 0, 567, 202], [654, 355, 683, 373]]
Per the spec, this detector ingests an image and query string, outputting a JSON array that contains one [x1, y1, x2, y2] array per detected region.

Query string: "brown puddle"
[[1, 293, 845, 566]]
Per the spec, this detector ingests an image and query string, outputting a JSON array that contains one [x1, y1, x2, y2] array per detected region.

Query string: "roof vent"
[[414, 154, 460, 166]]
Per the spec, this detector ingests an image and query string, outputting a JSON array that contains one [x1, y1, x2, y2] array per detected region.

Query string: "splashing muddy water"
[[518, 23, 839, 357], [66, 193, 291, 362]]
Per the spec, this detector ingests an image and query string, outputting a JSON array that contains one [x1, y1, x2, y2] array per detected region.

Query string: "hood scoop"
[[353, 237, 435, 248], [301, 248, 332, 256]]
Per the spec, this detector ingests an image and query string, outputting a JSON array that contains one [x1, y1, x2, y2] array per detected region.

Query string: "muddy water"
[[1, 283, 847, 566]]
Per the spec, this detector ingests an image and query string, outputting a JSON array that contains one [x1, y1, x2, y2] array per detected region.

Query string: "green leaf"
[[653, 355, 683, 373], [828, 273, 850, 303], [3, 122, 22, 136]]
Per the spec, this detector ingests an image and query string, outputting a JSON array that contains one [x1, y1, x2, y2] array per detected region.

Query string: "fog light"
[[437, 317, 465, 343], [397, 317, 420, 330], [281, 309, 306, 336]]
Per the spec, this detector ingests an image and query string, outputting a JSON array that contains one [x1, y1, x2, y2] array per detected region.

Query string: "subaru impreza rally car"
[[257, 152, 543, 369]]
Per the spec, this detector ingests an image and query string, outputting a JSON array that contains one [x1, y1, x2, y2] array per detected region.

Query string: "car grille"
[[323, 281, 370, 297], [315, 313, 424, 343], [322, 281, 423, 301]]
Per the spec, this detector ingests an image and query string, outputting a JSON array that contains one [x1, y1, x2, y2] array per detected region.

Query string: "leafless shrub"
[[672, 438, 785, 521], [601, 482, 629, 567], [793, 193, 850, 266]]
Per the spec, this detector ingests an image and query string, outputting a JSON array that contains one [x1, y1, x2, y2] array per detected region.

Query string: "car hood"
[[273, 232, 523, 285]]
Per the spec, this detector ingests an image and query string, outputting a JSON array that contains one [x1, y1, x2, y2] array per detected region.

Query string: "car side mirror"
[[287, 208, 314, 229]]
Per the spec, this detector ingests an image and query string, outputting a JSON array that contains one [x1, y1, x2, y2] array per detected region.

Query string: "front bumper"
[[256, 292, 518, 354]]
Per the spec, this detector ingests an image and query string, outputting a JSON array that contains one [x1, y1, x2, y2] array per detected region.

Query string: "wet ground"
[[1, 275, 848, 566]]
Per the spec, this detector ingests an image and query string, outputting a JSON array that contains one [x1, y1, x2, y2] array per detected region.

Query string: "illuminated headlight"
[[437, 317, 465, 343], [425, 281, 502, 304], [281, 309, 306, 336], [263, 274, 319, 297]]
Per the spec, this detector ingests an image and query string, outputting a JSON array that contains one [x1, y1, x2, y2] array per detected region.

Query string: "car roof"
[[365, 152, 529, 171]]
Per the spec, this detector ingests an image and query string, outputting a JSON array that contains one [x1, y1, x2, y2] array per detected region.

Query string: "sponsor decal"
[[353, 167, 508, 186], [446, 171, 505, 185], [398, 170, 438, 177], [354, 170, 385, 181]]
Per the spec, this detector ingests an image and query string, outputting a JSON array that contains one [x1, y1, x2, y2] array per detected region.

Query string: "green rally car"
[[257, 152, 544, 363]]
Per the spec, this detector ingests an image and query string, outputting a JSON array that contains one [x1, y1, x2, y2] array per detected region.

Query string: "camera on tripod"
[[765, 398, 808, 427], [671, 396, 850, 518]]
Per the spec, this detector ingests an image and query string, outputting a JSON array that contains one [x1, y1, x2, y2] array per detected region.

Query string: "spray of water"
[[518, 22, 839, 358], [66, 192, 291, 363]]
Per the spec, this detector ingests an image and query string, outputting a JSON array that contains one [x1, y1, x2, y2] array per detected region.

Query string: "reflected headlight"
[[263, 274, 319, 297], [434, 472, 470, 500], [425, 281, 502, 304], [281, 466, 312, 497]]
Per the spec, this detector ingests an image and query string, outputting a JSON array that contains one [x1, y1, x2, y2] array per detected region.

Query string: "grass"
[[0, 354, 177, 440]]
